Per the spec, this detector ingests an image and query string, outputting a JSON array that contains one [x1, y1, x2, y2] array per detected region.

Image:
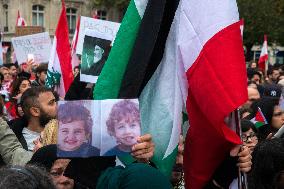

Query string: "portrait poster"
[[76, 16, 120, 55], [57, 99, 141, 158], [80, 29, 112, 83]]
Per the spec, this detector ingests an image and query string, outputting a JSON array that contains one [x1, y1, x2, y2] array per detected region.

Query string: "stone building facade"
[[0, 0, 124, 39], [0, 0, 124, 63]]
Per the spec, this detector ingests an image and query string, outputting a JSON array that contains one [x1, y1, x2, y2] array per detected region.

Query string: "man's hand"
[[131, 134, 155, 163], [231, 145, 252, 173]]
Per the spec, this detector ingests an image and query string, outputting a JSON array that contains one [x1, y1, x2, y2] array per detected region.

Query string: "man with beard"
[[9, 86, 57, 151]]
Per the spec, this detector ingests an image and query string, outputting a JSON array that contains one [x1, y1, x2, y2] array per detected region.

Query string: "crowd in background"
[[0, 58, 283, 189]]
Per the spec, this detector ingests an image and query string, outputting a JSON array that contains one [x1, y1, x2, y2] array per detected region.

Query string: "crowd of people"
[[0, 58, 282, 189]]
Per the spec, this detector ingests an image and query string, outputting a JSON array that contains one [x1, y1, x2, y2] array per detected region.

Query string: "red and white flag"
[[258, 35, 268, 71], [46, 0, 73, 98], [71, 17, 81, 69], [175, 0, 247, 188], [16, 10, 27, 26]]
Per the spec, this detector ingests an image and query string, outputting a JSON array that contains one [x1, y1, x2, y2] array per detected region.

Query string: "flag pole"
[[233, 109, 248, 189]]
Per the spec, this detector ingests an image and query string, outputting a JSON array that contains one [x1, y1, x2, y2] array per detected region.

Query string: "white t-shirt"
[[22, 128, 40, 151]]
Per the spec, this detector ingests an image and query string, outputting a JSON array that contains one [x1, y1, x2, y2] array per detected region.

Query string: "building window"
[[3, 4, 8, 32], [32, 5, 44, 27], [66, 8, 77, 34], [97, 10, 107, 20]]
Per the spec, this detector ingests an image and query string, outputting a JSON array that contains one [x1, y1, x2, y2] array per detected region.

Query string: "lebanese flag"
[[258, 35, 268, 71], [180, 0, 247, 188], [16, 10, 27, 26], [46, 0, 73, 98], [70, 17, 81, 69]]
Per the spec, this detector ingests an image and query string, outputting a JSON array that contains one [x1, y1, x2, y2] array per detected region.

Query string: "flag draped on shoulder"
[[46, 0, 73, 98], [258, 35, 268, 71], [16, 10, 27, 26]]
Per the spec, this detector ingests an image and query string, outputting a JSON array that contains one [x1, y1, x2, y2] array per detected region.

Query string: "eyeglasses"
[[241, 132, 257, 143]]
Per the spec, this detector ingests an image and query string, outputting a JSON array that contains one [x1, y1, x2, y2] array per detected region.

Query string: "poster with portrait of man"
[[80, 29, 112, 83]]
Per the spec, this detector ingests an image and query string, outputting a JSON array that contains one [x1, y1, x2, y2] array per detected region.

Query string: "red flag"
[[16, 10, 27, 26], [181, 0, 248, 188], [258, 35, 268, 71], [46, 0, 73, 97]]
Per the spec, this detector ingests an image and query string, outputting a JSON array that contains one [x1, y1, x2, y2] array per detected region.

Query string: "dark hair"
[[58, 101, 92, 139], [241, 119, 258, 133], [0, 72, 4, 82], [35, 64, 48, 74], [247, 69, 262, 81], [248, 98, 280, 140], [3, 63, 18, 69], [106, 100, 140, 136], [0, 96, 4, 116], [267, 67, 280, 76], [9, 77, 31, 103], [249, 138, 284, 189], [20, 87, 52, 120], [0, 165, 56, 189]]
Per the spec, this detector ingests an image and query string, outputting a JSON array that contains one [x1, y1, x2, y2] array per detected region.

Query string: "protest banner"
[[11, 32, 52, 64], [57, 99, 141, 158], [76, 16, 120, 55], [80, 29, 112, 83]]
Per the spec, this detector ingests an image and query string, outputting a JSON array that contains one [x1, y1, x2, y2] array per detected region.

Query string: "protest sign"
[[80, 29, 112, 83], [57, 99, 141, 158], [76, 16, 120, 55], [11, 32, 51, 64]]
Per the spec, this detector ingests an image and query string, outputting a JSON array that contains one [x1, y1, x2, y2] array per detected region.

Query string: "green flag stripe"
[[93, 0, 144, 100]]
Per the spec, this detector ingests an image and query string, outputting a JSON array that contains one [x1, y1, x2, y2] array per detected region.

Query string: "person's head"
[[35, 64, 48, 85], [58, 102, 92, 151], [73, 66, 79, 77], [5, 63, 19, 78], [50, 159, 74, 189], [268, 67, 280, 83], [250, 98, 282, 139], [0, 165, 56, 189], [243, 87, 260, 108], [241, 119, 258, 152], [249, 138, 284, 189], [10, 77, 31, 101], [249, 61, 257, 69], [0, 67, 11, 82], [21, 87, 57, 127], [93, 45, 104, 64], [106, 100, 141, 150]]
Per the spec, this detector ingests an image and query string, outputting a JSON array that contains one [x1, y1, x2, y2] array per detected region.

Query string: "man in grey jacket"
[[0, 117, 32, 165]]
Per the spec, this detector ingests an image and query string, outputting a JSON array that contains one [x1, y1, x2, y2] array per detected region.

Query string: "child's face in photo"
[[58, 120, 87, 151], [114, 116, 141, 147]]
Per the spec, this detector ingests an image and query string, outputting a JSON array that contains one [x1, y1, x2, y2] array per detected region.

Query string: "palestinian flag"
[[250, 107, 268, 128], [94, 0, 180, 176], [94, 1, 247, 188], [46, 0, 73, 98]]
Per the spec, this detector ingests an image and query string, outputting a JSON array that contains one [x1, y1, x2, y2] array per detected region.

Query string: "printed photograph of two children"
[[56, 99, 141, 158]]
